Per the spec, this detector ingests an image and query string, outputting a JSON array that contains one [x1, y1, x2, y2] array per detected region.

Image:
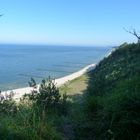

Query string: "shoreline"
[[1, 63, 96, 101]]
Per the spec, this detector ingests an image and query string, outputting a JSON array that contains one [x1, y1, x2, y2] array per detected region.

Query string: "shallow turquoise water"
[[0, 44, 111, 90]]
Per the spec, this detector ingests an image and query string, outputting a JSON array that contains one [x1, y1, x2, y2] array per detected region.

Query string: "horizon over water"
[[0, 44, 112, 91]]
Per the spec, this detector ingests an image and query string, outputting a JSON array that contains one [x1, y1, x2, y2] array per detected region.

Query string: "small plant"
[[0, 91, 17, 115]]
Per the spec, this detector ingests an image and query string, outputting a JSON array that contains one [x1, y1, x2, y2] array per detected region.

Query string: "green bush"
[[0, 90, 17, 116], [24, 77, 68, 114], [0, 100, 17, 115]]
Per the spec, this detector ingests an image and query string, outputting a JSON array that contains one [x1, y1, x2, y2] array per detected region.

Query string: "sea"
[[0, 44, 112, 91]]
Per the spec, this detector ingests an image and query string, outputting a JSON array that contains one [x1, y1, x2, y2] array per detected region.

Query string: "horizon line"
[[0, 42, 118, 48]]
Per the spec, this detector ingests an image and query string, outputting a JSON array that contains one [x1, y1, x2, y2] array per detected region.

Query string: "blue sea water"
[[0, 44, 111, 91]]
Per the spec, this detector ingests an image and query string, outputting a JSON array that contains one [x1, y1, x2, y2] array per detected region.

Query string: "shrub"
[[0, 100, 17, 115], [23, 77, 68, 115], [0, 91, 17, 116]]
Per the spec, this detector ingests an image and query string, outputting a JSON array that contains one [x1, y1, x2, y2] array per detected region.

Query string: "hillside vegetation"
[[74, 43, 140, 140], [0, 43, 140, 140]]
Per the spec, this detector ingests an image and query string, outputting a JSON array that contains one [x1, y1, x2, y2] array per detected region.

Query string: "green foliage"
[[0, 105, 63, 140], [25, 77, 68, 115], [28, 78, 37, 88], [75, 43, 140, 140], [0, 77, 68, 140], [0, 91, 17, 116], [103, 77, 140, 140], [0, 100, 17, 115], [87, 76, 140, 140]]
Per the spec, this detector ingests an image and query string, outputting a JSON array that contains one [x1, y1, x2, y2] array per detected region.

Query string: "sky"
[[0, 0, 140, 46]]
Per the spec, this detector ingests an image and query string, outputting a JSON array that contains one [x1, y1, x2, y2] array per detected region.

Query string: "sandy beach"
[[1, 63, 96, 101]]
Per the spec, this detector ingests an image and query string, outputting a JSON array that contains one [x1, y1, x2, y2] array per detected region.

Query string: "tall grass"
[[0, 78, 68, 140]]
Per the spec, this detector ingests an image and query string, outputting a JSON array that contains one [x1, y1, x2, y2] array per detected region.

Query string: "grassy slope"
[[60, 74, 89, 101], [88, 43, 140, 96], [17, 43, 140, 140], [59, 74, 90, 140], [62, 43, 140, 140], [75, 43, 140, 140]]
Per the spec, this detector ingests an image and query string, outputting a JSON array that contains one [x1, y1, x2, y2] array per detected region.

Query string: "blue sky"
[[0, 0, 140, 46]]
